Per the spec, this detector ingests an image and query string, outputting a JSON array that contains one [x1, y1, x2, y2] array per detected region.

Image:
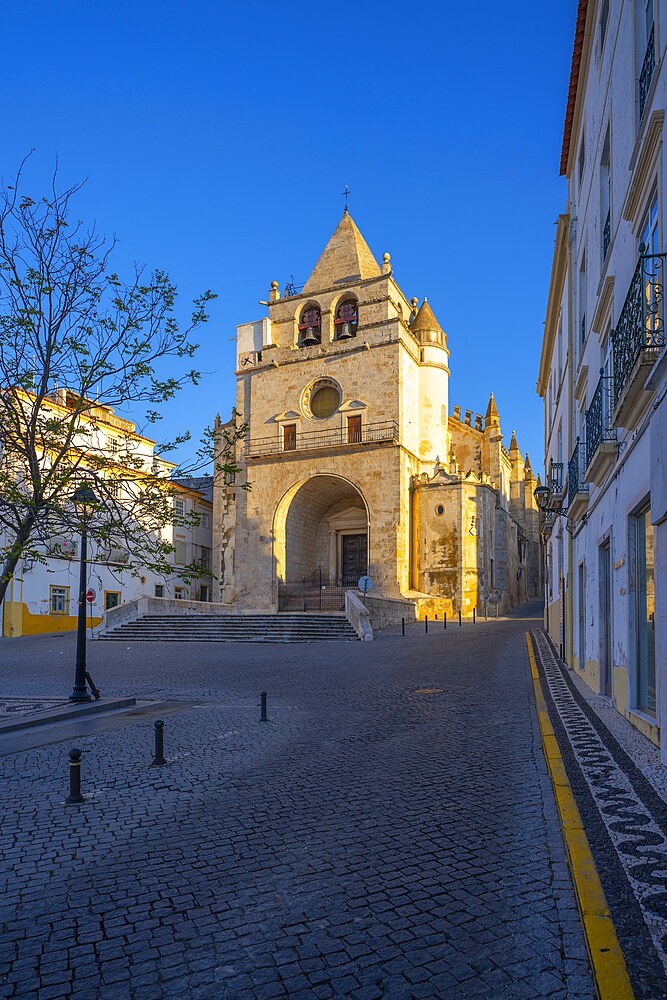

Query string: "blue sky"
[[4, 1, 575, 476]]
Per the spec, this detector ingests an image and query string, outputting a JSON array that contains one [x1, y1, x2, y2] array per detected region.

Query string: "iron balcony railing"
[[245, 420, 399, 458], [540, 509, 556, 536], [548, 460, 564, 494], [603, 209, 611, 261], [639, 24, 655, 121], [568, 438, 588, 505], [585, 372, 616, 467], [612, 250, 666, 409]]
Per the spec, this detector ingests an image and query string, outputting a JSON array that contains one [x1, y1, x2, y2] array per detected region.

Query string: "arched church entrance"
[[274, 475, 369, 610]]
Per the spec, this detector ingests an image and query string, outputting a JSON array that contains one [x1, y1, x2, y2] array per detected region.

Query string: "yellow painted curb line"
[[525, 632, 635, 1000]]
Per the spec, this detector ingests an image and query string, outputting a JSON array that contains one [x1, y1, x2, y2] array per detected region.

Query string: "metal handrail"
[[245, 420, 399, 458], [612, 250, 666, 409]]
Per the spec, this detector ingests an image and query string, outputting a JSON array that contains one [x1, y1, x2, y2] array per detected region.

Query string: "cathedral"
[[212, 211, 541, 619]]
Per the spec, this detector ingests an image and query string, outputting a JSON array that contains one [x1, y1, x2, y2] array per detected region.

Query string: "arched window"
[[298, 306, 322, 347], [334, 299, 358, 340]]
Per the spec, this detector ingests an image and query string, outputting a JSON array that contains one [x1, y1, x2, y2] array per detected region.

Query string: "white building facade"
[[1, 395, 213, 638], [538, 0, 667, 755]]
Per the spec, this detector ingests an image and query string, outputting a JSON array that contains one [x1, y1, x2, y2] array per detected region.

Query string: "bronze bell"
[[337, 322, 354, 340], [301, 326, 318, 346]]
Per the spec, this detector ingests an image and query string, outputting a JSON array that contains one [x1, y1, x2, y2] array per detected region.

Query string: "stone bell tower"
[[212, 209, 452, 608]]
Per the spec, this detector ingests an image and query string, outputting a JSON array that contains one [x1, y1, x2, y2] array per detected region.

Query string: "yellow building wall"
[[2, 601, 102, 638]]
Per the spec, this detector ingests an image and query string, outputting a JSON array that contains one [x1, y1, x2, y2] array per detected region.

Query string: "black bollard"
[[425, 615, 428, 634], [260, 691, 268, 722], [473, 608, 476, 624], [402, 617, 405, 636], [65, 748, 84, 804], [458, 609, 462, 627], [435, 613, 438, 620], [444, 613, 447, 630], [152, 720, 166, 766]]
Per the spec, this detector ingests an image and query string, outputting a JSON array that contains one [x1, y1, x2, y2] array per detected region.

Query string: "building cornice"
[[560, 0, 591, 177], [623, 110, 665, 222], [537, 214, 570, 396]]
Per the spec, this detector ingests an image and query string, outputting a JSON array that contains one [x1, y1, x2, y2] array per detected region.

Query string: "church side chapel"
[[212, 210, 541, 617]]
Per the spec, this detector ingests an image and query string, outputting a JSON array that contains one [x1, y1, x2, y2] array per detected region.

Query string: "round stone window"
[[307, 381, 341, 419], [435, 503, 445, 517]]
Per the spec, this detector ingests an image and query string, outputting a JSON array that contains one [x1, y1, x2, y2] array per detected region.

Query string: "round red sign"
[[86, 589, 96, 603]]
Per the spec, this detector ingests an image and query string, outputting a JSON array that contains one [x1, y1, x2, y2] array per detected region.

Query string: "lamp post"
[[70, 484, 97, 703]]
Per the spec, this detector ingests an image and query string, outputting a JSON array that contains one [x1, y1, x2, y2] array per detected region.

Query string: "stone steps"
[[100, 613, 359, 643]]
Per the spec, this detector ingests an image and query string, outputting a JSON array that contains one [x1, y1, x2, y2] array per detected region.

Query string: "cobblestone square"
[[1, 609, 597, 998]]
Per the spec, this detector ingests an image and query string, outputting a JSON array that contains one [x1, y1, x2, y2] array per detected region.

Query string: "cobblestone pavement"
[[0, 607, 596, 999], [532, 630, 667, 999]]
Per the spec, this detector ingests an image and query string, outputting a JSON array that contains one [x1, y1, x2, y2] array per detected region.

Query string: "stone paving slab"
[[0, 606, 596, 998]]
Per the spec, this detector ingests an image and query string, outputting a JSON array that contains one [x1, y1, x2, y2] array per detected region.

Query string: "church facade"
[[212, 212, 540, 617]]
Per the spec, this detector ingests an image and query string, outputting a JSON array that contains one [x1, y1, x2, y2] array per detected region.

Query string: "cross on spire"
[[342, 184, 350, 213]]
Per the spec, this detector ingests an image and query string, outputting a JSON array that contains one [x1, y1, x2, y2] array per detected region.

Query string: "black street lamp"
[[70, 484, 97, 703], [534, 484, 568, 517]]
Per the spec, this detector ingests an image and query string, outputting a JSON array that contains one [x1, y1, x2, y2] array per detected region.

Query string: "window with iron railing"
[[568, 438, 589, 505], [585, 370, 616, 466], [612, 248, 665, 409]]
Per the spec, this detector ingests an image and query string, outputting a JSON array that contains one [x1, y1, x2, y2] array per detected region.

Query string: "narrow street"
[[0, 608, 664, 998]]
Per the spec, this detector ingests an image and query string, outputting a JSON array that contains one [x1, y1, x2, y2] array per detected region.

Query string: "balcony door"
[[599, 541, 612, 696], [578, 562, 586, 670], [635, 503, 656, 714]]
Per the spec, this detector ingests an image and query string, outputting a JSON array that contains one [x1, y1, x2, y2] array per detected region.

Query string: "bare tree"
[[0, 160, 245, 605]]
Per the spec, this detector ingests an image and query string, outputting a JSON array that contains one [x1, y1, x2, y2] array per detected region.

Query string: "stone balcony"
[[244, 420, 399, 459]]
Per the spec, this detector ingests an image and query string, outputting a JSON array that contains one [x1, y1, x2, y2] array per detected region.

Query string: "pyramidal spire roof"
[[509, 430, 520, 453], [484, 392, 499, 424], [411, 298, 444, 336], [302, 211, 381, 293]]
